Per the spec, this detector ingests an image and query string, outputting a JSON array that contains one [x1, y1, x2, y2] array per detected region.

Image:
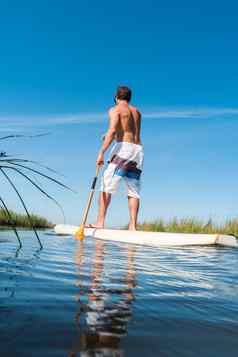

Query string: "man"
[[88, 86, 144, 230]]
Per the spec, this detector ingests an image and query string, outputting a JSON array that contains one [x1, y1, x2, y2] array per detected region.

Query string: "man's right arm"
[[135, 109, 141, 144]]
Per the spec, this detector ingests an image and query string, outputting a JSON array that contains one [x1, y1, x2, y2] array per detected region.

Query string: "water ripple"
[[0, 230, 238, 356]]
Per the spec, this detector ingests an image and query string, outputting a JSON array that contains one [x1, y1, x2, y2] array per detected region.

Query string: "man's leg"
[[128, 196, 140, 230], [92, 191, 111, 228]]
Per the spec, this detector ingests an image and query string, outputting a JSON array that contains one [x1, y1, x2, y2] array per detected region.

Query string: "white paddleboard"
[[54, 224, 238, 248]]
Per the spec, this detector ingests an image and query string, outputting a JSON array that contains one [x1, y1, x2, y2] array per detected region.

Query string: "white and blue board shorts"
[[100, 141, 144, 199]]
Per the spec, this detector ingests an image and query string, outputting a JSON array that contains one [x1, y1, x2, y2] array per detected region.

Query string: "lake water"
[[0, 229, 238, 357]]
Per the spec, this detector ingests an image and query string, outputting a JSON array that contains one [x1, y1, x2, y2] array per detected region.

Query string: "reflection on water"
[[70, 241, 136, 356], [0, 230, 238, 357]]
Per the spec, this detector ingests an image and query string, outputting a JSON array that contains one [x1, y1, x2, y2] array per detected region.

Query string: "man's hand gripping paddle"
[[75, 165, 101, 240]]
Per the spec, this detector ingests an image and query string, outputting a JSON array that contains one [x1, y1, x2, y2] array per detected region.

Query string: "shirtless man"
[[90, 86, 144, 230]]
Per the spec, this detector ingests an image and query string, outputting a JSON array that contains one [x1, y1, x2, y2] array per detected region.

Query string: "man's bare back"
[[110, 103, 141, 145]]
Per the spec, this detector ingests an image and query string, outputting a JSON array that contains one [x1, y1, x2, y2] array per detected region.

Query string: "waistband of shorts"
[[114, 141, 143, 149]]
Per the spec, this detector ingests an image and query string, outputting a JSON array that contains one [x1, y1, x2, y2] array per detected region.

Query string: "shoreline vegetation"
[[1, 210, 238, 237], [137, 218, 238, 237], [0, 209, 53, 229]]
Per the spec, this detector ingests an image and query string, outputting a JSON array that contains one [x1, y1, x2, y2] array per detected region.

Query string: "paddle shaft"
[[81, 165, 100, 225]]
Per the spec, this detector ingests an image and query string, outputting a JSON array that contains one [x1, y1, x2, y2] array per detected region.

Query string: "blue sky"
[[0, 1, 238, 226]]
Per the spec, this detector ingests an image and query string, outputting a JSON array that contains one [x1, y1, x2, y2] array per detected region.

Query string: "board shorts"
[[100, 141, 144, 199]]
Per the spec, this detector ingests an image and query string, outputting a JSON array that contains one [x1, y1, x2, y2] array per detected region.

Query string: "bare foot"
[[85, 223, 104, 229], [128, 225, 136, 231]]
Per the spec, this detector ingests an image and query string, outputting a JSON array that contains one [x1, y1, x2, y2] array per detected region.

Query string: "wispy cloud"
[[1, 107, 238, 132], [143, 107, 238, 119], [0, 113, 105, 130]]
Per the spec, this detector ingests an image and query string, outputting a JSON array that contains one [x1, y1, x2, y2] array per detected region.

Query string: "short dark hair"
[[116, 86, 132, 102]]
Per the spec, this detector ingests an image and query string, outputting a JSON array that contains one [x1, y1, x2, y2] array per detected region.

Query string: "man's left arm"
[[96, 109, 119, 166]]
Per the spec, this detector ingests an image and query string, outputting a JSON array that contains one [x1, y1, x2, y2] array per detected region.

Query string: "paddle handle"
[[81, 165, 101, 225]]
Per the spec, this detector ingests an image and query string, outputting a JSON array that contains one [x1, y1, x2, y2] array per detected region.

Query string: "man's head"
[[115, 86, 132, 103]]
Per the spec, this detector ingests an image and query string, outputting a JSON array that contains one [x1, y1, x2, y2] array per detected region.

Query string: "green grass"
[[0, 208, 53, 229], [136, 218, 238, 237]]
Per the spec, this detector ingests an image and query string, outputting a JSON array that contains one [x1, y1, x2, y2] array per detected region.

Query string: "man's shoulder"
[[108, 106, 119, 115], [129, 105, 141, 117]]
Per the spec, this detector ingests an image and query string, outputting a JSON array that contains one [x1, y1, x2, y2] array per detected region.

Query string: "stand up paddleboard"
[[54, 224, 238, 248]]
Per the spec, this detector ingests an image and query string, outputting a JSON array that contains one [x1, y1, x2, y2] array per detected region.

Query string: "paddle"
[[75, 165, 101, 240]]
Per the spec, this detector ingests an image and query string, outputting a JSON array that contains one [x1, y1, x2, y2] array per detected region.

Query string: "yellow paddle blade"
[[75, 225, 85, 240]]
